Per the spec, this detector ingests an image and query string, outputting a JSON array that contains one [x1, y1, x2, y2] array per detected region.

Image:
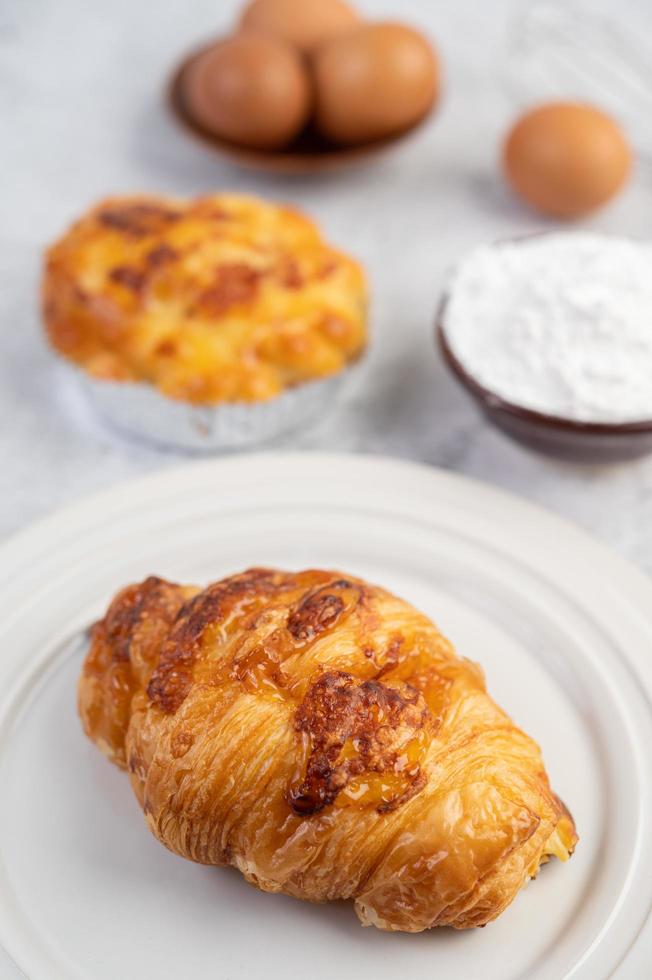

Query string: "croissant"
[[78, 568, 577, 931]]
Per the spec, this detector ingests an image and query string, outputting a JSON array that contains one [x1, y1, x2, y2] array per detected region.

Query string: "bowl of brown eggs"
[[169, 0, 440, 173]]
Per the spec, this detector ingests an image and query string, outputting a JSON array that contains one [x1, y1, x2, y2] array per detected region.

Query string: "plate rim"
[[2, 452, 652, 622]]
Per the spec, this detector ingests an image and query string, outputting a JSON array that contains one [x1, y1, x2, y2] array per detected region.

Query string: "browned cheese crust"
[[78, 568, 577, 931], [43, 195, 367, 403]]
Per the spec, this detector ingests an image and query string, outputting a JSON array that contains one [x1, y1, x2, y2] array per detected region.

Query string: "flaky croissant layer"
[[79, 568, 577, 931]]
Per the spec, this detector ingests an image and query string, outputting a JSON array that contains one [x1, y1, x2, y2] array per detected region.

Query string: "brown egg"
[[239, 0, 360, 54], [503, 102, 631, 218], [312, 22, 439, 146], [183, 35, 311, 150]]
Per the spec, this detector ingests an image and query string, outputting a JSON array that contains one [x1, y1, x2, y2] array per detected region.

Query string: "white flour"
[[443, 233, 652, 423]]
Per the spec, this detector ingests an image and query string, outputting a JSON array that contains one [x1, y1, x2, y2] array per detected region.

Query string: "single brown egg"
[[239, 0, 360, 54], [312, 22, 439, 146], [183, 34, 311, 150], [503, 102, 631, 218]]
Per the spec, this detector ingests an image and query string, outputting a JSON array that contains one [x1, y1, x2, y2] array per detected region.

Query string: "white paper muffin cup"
[[60, 362, 353, 452]]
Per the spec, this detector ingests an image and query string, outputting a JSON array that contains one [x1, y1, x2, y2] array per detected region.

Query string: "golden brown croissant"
[[78, 568, 577, 931]]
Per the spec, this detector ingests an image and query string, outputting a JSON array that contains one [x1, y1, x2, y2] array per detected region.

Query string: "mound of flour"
[[443, 233, 652, 423]]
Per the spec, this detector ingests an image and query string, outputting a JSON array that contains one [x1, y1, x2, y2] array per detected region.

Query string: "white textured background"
[[3, 0, 652, 571], [2, 2, 652, 976]]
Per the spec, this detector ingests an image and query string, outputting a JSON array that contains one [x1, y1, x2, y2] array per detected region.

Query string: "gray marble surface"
[[3, 0, 652, 575], [2, 3, 652, 976]]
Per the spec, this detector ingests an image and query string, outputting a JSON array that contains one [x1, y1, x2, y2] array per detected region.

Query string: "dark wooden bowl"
[[167, 43, 432, 175], [436, 313, 652, 464]]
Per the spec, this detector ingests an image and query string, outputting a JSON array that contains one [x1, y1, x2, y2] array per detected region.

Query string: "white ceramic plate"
[[0, 453, 651, 980]]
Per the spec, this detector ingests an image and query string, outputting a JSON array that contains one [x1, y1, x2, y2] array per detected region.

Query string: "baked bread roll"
[[79, 568, 577, 931], [43, 194, 367, 403]]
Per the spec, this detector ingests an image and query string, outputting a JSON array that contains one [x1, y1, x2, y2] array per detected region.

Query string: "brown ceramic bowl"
[[167, 44, 431, 175], [436, 309, 652, 464]]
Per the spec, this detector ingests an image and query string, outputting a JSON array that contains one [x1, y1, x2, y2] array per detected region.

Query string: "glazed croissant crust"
[[79, 568, 577, 931]]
